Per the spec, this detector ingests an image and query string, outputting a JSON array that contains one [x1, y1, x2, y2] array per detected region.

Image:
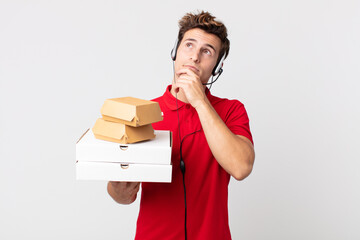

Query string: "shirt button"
[[186, 105, 190, 109]]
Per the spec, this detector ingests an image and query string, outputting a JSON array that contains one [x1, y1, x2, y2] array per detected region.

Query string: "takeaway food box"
[[92, 97, 163, 144], [101, 97, 163, 127], [76, 97, 172, 182], [76, 129, 173, 182]]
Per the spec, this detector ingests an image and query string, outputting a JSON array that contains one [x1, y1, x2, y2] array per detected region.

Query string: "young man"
[[107, 11, 255, 239]]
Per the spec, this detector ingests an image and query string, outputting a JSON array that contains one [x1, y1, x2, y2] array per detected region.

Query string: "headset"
[[171, 38, 226, 77]]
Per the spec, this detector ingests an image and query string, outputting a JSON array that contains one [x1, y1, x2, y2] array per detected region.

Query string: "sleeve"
[[224, 100, 253, 145]]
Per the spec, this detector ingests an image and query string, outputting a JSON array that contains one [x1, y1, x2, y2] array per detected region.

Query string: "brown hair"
[[177, 11, 230, 63]]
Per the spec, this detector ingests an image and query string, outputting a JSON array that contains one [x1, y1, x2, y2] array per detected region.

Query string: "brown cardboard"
[[100, 97, 163, 127], [92, 118, 155, 144]]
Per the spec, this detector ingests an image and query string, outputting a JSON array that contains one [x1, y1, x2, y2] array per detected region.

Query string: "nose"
[[190, 49, 200, 63]]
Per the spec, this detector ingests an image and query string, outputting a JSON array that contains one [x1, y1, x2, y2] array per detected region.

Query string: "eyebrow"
[[184, 38, 217, 53]]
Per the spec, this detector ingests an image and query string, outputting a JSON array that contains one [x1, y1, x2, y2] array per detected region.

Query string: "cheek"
[[174, 53, 186, 67], [203, 60, 216, 73], [200, 66, 214, 81]]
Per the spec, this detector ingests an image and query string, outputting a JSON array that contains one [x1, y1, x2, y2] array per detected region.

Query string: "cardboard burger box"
[[92, 97, 163, 144], [100, 97, 163, 127], [76, 129, 173, 182], [92, 118, 155, 144]]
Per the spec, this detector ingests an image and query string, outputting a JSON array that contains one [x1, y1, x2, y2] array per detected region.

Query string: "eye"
[[203, 49, 211, 55], [186, 42, 193, 48]]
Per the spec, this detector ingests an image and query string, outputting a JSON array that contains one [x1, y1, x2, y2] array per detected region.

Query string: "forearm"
[[195, 99, 255, 180]]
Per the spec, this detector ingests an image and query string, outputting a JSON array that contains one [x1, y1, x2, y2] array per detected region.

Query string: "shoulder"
[[209, 94, 246, 119], [209, 93, 244, 107], [210, 94, 253, 143]]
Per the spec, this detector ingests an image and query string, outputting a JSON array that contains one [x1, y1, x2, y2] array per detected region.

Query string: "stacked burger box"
[[76, 97, 173, 182]]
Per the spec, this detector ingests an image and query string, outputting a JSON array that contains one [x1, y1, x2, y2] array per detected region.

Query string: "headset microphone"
[[203, 68, 223, 86]]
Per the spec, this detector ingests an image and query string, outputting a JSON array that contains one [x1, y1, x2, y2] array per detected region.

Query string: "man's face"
[[174, 28, 222, 84]]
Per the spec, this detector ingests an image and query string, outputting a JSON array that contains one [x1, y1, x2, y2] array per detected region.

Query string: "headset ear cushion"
[[212, 54, 226, 76], [171, 38, 179, 61]]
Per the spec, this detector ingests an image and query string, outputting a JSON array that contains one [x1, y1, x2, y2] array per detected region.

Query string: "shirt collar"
[[162, 85, 214, 111]]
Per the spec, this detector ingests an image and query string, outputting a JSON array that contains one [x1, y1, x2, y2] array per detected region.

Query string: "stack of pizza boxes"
[[76, 97, 173, 182]]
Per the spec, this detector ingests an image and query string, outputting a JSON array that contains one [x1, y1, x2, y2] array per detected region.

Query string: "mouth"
[[184, 65, 199, 72]]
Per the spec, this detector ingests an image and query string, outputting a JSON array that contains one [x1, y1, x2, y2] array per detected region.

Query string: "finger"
[[109, 181, 117, 186], [182, 65, 200, 75], [176, 73, 200, 83], [109, 181, 123, 188], [172, 82, 180, 93], [173, 82, 193, 95], [176, 68, 198, 77], [176, 69, 194, 78], [127, 182, 140, 190], [176, 78, 201, 89], [133, 183, 140, 193], [118, 182, 131, 190], [131, 182, 140, 190], [177, 73, 201, 85]]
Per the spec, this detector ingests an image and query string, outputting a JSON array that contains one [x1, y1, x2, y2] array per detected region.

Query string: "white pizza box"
[[76, 129, 172, 165], [76, 161, 172, 182]]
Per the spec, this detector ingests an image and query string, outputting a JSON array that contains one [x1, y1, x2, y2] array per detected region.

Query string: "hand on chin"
[[173, 68, 206, 108]]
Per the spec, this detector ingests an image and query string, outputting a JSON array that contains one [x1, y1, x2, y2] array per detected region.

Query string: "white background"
[[1, 0, 359, 239]]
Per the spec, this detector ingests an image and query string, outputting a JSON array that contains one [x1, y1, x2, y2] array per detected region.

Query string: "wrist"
[[194, 97, 211, 112]]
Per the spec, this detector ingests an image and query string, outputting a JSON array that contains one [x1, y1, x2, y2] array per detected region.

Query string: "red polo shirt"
[[135, 85, 253, 240]]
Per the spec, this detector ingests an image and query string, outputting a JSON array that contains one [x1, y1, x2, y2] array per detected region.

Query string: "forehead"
[[182, 28, 221, 52]]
